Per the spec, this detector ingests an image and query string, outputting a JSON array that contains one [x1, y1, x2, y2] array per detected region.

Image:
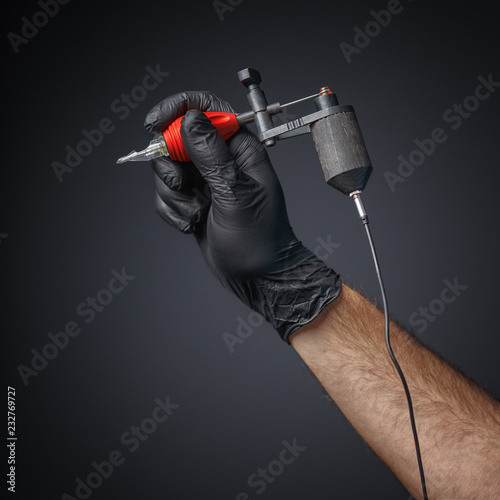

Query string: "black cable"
[[362, 220, 428, 500]]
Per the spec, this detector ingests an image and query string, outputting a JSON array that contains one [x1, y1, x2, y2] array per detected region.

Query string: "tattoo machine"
[[116, 67, 371, 223]]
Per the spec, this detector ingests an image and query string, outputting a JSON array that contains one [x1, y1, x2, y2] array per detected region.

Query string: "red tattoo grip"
[[162, 111, 240, 162]]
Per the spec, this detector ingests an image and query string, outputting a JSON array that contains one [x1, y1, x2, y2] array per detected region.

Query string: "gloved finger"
[[225, 127, 273, 179], [144, 91, 233, 134], [153, 173, 209, 233], [181, 110, 294, 242], [150, 155, 203, 192], [180, 109, 254, 201]]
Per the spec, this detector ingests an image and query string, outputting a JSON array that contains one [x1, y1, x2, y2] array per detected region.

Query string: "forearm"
[[290, 284, 500, 499]]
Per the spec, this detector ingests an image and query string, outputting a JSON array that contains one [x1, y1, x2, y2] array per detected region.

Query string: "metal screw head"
[[237, 68, 262, 88]]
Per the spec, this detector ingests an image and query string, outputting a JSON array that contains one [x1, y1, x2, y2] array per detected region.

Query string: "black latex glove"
[[144, 91, 341, 342]]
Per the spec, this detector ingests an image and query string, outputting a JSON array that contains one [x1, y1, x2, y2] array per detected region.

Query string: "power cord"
[[350, 191, 428, 500]]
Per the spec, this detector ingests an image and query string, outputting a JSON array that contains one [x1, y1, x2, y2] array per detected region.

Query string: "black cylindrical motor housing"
[[311, 104, 372, 195]]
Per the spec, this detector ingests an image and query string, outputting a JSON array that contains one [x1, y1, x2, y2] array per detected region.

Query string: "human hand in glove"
[[144, 91, 341, 341]]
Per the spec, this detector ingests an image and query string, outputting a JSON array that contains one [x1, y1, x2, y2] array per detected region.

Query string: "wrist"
[[289, 284, 390, 373], [288, 286, 344, 347], [248, 245, 342, 342]]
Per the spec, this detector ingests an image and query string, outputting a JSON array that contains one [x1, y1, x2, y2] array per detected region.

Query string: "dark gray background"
[[3, 0, 499, 498]]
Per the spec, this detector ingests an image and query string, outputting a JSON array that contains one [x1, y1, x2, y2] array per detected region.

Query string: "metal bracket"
[[258, 105, 353, 143]]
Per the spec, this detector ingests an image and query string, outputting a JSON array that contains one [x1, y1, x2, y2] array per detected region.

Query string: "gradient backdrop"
[[4, 0, 500, 498]]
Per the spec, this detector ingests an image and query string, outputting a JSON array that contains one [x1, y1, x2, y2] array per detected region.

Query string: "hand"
[[144, 91, 341, 341]]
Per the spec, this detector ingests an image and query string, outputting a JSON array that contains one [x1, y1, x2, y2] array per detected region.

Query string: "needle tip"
[[116, 150, 138, 164]]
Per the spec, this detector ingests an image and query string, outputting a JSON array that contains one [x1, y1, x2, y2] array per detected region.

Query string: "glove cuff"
[[250, 246, 342, 342]]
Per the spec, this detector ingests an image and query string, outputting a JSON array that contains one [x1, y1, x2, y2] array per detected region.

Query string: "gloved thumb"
[[180, 109, 247, 201]]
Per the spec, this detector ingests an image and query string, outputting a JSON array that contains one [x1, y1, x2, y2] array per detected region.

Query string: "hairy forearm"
[[290, 284, 500, 499]]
